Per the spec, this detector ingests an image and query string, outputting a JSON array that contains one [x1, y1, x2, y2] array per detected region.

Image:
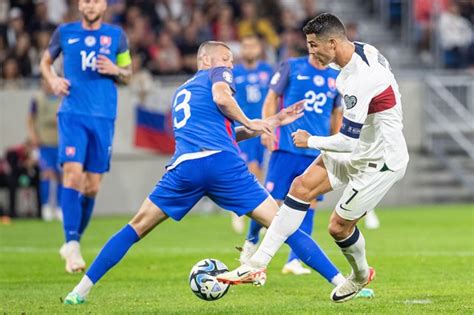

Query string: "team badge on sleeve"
[[223, 71, 233, 83], [343, 95, 358, 109], [270, 72, 281, 85]]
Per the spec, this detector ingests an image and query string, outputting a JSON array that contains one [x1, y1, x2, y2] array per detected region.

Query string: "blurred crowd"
[[0, 0, 473, 85]]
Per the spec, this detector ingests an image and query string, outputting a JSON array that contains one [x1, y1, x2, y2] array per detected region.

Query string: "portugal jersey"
[[337, 42, 409, 171], [270, 56, 341, 157], [48, 21, 131, 119], [167, 67, 239, 170], [233, 61, 273, 120]]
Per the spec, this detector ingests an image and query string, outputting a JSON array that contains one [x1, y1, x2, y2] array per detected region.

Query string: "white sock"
[[250, 195, 309, 267], [72, 275, 93, 298], [330, 273, 346, 286], [337, 227, 369, 282]]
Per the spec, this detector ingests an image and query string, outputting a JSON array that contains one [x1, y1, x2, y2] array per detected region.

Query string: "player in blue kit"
[[63, 41, 349, 305], [239, 53, 343, 275], [230, 35, 273, 233], [233, 35, 273, 180], [40, 0, 132, 273]]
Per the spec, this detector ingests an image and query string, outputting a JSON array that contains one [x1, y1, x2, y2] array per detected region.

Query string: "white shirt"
[[335, 42, 409, 171]]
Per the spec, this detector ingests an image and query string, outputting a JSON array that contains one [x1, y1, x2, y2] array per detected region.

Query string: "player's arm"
[[40, 27, 70, 96], [26, 99, 39, 147], [261, 61, 290, 150], [292, 81, 378, 152], [211, 67, 272, 137], [236, 100, 304, 142], [96, 30, 132, 85], [330, 94, 343, 135]]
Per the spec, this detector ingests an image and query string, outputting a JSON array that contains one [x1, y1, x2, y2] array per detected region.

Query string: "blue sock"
[[246, 219, 262, 244], [40, 179, 50, 206], [287, 208, 315, 263], [61, 187, 82, 242], [285, 228, 340, 283], [86, 224, 140, 283], [78, 195, 95, 238], [56, 183, 63, 206]]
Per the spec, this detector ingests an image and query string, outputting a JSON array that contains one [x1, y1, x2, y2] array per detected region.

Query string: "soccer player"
[[62, 41, 350, 305], [27, 79, 63, 221], [240, 50, 343, 275], [233, 35, 273, 181], [40, 0, 132, 273], [218, 13, 409, 303], [230, 35, 273, 233]]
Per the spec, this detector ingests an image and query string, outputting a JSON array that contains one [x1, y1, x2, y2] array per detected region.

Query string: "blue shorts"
[[39, 145, 60, 172], [265, 150, 323, 202], [238, 136, 265, 166], [149, 151, 269, 221], [58, 113, 115, 173]]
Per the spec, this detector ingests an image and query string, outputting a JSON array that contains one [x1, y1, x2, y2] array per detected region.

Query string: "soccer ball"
[[189, 258, 230, 301]]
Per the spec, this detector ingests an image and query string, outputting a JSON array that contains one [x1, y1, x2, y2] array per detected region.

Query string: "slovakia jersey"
[[167, 67, 239, 169], [233, 61, 273, 120], [270, 56, 341, 157], [337, 42, 409, 171], [48, 22, 131, 119]]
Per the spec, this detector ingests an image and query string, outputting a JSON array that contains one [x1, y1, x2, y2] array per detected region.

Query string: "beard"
[[83, 12, 102, 25]]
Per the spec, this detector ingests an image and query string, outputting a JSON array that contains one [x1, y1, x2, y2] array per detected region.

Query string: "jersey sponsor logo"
[[313, 75, 325, 86], [85, 36, 96, 47], [343, 95, 358, 109], [223, 71, 233, 83], [296, 74, 310, 80], [270, 72, 281, 85], [65, 146, 76, 157], [68, 38, 80, 44]]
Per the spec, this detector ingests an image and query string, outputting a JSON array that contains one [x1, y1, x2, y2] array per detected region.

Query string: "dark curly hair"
[[303, 13, 346, 38]]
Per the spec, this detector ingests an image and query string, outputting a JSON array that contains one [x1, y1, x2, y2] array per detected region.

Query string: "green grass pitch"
[[1, 204, 473, 314]]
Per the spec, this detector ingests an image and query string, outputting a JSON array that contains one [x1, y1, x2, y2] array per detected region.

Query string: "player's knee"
[[83, 181, 100, 197], [62, 170, 82, 190], [328, 219, 348, 240], [289, 176, 312, 201]]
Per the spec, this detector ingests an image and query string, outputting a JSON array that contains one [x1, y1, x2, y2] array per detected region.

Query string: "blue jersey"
[[270, 56, 341, 157], [48, 21, 130, 119], [233, 61, 273, 120], [167, 67, 239, 169]]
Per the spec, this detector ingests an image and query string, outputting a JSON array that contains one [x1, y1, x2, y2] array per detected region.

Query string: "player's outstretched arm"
[[236, 100, 304, 142], [292, 129, 357, 152], [96, 55, 132, 85], [40, 50, 70, 96]]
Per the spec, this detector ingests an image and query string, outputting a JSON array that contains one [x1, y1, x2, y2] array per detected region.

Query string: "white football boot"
[[281, 259, 311, 275], [216, 263, 267, 286], [330, 267, 376, 303], [238, 240, 258, 265], [60, 241, 86, 274]]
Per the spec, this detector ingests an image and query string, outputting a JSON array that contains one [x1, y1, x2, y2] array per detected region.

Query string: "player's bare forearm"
[[330, 108, 343, 135], [40, 51, 70, 96], [213, 82, 251, 127], [115, 65, 132, 85], [262, 90, 279, 119], [235, 126, 257, 142]]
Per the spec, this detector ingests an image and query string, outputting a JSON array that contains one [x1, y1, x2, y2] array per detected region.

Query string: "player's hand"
[[261, 132, 275, 151], [49, 76, 70, 96], [292, 129, 312, 148], [274, 100, 305, 126], [246, 119, 273, 138], [96, 55, 119, 76]]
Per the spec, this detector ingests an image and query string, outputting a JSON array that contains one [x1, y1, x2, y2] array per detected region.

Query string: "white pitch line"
[[404, 299, 433, 305], [0, 247, 473, 257]]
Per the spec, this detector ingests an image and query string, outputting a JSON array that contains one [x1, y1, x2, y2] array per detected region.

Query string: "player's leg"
[[329, 165, 407, 302], [248, 156, 333, 269], [78, 172, 102, 238], [64, 198, 169, 304], [65, 157, 207, 305]]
